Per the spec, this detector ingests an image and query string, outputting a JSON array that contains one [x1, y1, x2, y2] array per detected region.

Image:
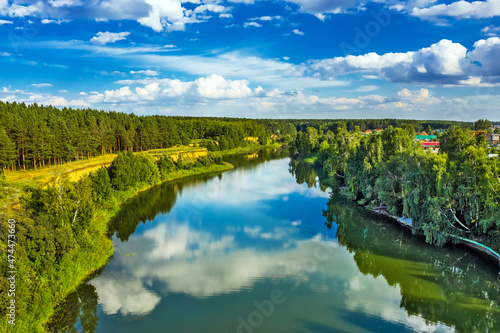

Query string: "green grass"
[[302, 153, 318, 164]]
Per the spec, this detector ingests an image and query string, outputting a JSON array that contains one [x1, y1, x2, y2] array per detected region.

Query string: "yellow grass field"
[[5, 146, 209, 187]]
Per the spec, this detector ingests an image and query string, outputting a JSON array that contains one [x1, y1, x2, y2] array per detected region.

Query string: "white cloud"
[[195, 74, 252, 99], [396, 88, 440, 106], [88, 86, 138, 103], [89, 74, 253, 103], [68, 99, 91, 107], [1, 2, 43, 17], [137, 0, 198, 32], [250, 15, 283, 21], [31, 83, 53, 88], [355, 85, 380, 92], [193, 4, 229, 14], [90, 31, 130, 45], [306, 39, 490, 85], [467, 37, 500, 77], [41, 18, 69, 24], [130, 69, 159, 76], [50, 0, 81, 7], [243, 21, 262, 28], [0, 19, 12, 25], [292, 29, 305, 35], [482, 25, 500, 36], [412, 0, 500, 19], [219, 13, 233, 19]]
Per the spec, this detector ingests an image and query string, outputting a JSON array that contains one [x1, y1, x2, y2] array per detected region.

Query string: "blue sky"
[[0, 0, 499, 120]]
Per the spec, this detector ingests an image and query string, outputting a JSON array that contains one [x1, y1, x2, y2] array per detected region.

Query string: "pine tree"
[[0, 128, 17, 171]]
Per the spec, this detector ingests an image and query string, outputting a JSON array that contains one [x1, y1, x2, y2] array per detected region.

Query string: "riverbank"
[[1, 144, 283, 333], [371, 205, 500, 269]]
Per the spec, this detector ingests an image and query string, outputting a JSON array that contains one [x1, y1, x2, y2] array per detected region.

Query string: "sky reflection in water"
[[83, 157, 461, 333]]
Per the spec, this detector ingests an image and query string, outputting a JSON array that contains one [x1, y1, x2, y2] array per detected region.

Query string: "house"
[[421, 141, 440, 153], [486, 133, 500, 144], [419, 131, 429, 136], [471, 130, 487, 137]]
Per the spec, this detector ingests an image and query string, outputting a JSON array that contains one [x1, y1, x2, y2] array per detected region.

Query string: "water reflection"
[[49, 153, 500, 333], [323, 192, 500, 333]]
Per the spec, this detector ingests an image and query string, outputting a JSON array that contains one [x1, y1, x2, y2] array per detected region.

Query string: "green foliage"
[[0, 128, 16, 170], [474, 119, 492, 130], [157, 154, 176, 180], [296, 122, 500, 247], [89, 167, 113, 205]]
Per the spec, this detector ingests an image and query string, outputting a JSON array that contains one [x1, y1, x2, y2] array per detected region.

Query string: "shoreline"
[[370, 201, 500, 271]]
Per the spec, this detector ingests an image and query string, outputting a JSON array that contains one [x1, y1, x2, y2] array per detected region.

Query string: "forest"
[[0, 101, 298, 172], [290, 121, 500, 250]]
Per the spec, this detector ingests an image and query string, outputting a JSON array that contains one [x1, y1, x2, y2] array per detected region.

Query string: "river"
[[49, 150, 500, 333]]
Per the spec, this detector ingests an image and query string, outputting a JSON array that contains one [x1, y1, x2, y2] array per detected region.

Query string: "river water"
[[50, 151, 500, 333]]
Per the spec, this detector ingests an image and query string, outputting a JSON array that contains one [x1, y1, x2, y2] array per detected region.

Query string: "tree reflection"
[[46, 283, 99, 333], [288, 159, 319, 188], [323, 192, 500, 332]]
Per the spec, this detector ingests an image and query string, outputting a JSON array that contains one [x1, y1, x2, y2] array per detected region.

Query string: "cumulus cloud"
[[195, 74, 252, 98], [467, 37, 500, 77], [412, 0, 500, 20], [292, 29, 305, 35], [0, 0, 228, 32], [283, 0, 358, 15], [305, 38, 500, 86], [243, 21, 262, 28], [193, 4, 229, 14], [482, 25, 500, 36], [130, 69, 159, 76], [88, 74, 253, 104], [394, 88, 441, 110], [0, 19, 12, 24], [90, 31, 130, 44]]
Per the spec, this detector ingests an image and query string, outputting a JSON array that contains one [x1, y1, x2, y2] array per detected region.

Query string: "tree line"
[[291, 123, 500, 249], [0, 101, 300, 172]]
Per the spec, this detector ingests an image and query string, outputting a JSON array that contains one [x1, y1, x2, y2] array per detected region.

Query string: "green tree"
[[474, 119, 492, 131], [89, 167, 113, 205], [0, 128, 16, 171]]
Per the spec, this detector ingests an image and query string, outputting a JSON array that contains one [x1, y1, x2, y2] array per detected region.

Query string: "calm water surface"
[[50, 151, 500, 333]]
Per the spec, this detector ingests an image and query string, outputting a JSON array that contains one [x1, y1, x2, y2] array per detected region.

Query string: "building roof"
[[421, 141, 440, 146], [415, 135, 437, 141]]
